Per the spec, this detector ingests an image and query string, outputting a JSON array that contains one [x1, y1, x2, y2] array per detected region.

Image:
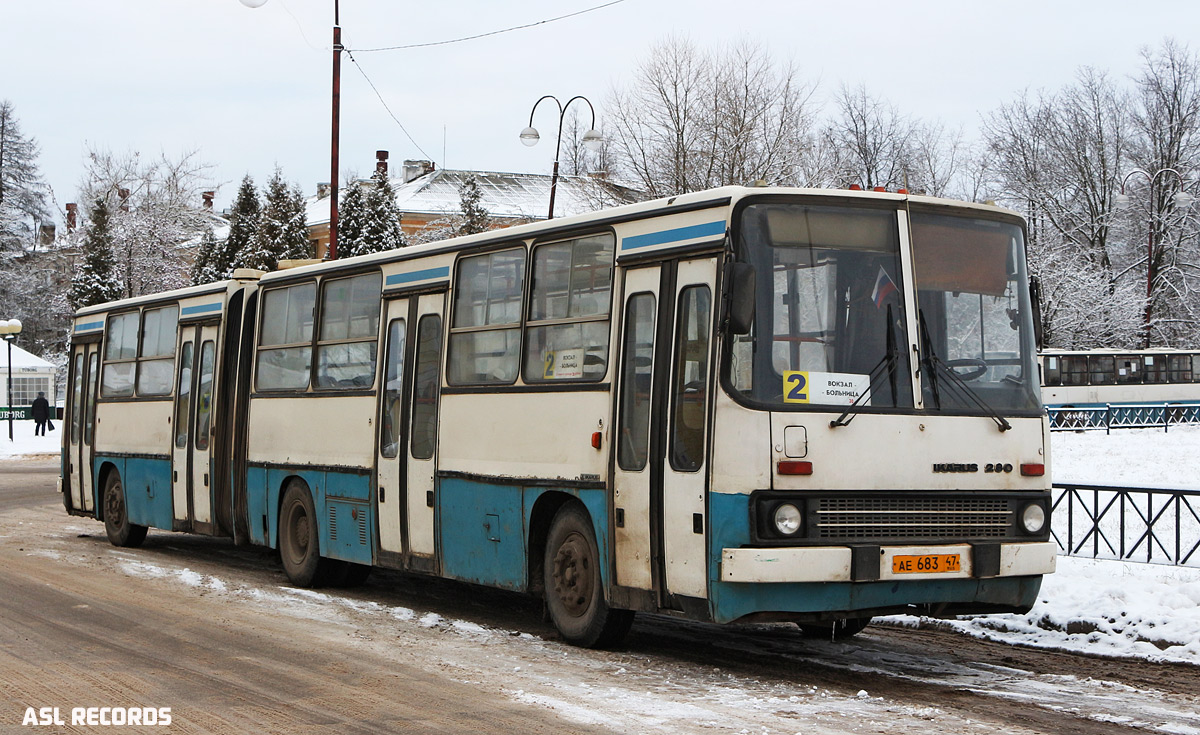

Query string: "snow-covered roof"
[[0, 342, 55, 370], [305, 167, 642, 226]]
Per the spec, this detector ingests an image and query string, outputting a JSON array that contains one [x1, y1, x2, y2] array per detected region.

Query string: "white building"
[[0, 342, 57, 419]]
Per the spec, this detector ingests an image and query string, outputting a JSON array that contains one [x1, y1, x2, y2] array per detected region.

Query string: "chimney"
[[66, 203, 78, 232], [202, 191, 215, 209], [317, 182, 332, 199], [119, 188, 131, 212], [376, 150, 389, 177], [402, 159, 435, 184]]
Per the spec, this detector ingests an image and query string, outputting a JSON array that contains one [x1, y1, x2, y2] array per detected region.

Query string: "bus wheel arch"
[[101, 464, 147, 548], [277, 477, 340, 588], [527, 491, 576, 597], [542, 499, 634, 648]]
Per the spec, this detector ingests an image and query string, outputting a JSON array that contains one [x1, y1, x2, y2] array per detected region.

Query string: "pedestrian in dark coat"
[[31, 391, 50, 436]]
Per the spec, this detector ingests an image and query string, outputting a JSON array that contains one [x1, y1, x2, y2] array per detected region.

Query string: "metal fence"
[[1052, 483, 1200, 567], [1047, 403, 1200, 432]]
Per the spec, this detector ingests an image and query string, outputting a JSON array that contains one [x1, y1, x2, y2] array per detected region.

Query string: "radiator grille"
[[815, 497, 1013, 540]]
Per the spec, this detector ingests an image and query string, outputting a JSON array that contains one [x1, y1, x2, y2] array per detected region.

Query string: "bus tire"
[[798, 617, 872, 640], [544, 502, 634, 648], [103, 470, 147, 548], [279, 480, 338, 588]]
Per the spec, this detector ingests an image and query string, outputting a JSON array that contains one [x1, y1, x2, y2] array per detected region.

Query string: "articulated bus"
[[62, 185, 1055, 647], [1041, 348, 1200, 407]]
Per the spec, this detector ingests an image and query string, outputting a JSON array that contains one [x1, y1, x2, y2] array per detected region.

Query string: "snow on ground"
[[0, 427, 61, 459], [5, 420, 1200, 666]]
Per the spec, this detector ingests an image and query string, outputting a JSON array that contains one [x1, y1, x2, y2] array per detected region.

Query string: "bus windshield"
[[729, 200, 1041, 415]]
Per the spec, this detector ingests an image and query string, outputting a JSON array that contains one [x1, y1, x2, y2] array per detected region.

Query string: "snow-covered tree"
[[228, 176, 265, 271], [68, 198, 123, 309], [342, 170, 406, 258], [77, 147, 217, 298], [252, 167, 311, 270], [191, 230, 224, 285], [335, 178, 367, 258], [457, 176, 490, 236], [0, 100, 51, 253]]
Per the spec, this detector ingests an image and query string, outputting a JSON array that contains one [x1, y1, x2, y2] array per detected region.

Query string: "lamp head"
[[1113, 192, 1131, 210], [582, 129, 604, 152], [520, 127, 540, 147], [1174, 190, 1195, 209], [240, 0, 269, 7]]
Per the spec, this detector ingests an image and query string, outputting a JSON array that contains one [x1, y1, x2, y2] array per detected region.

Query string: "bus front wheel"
[[103, 470, 147, 548], [279, 481, 339, 587], [543, 502, 634, 648]]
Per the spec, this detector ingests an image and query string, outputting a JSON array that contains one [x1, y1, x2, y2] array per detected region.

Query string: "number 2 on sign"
[[783, 371, 809, 403]]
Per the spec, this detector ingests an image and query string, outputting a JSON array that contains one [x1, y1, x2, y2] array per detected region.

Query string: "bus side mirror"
[[1029, 276, 1044, 350], [728, 262, 756, 335]]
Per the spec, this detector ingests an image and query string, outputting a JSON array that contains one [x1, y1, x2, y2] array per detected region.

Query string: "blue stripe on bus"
[[181, 302, 223, 316], [386, 266, 450, 286], [75, 321, 104, 332], [704, 492, 1041, 624], [621, 220, 726, 251]]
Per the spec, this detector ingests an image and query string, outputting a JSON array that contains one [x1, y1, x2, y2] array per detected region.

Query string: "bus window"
[[84, 353, 99, 445], [137, 305, 178, 396], [1169, 354, 1194, 383], [617, 293, 655, 471], [1062, 356, 1089, 385], [70, 353, 84, 444], [102, 312, 139, 397], [256, 283, 316, 391], [1116, 355, 1142, 384], [1043, 356, 1062, 386], [315, 272, 381, 389], [448, 248, 525, 384], [525, 234, 614, 382], [195, 341, 215, 451], [411, 314, 443, 460], [1143, 354, 1166, 384], [670, 286, 711, 472], [380, 319, 406, 459], [1089, 355, 1116, 385], [174, 342, 193, 448]]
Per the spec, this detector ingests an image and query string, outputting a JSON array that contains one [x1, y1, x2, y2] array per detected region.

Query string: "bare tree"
[[823, 84, 917, 190], [605, 37, 817, 197]]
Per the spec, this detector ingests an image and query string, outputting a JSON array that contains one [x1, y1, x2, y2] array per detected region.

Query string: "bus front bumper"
[[720, 541, 1057, 583]]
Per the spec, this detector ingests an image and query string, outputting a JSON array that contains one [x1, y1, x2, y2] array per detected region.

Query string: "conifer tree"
[[336, 179, 367, 258], [347, 170, 406, 257], [191, 229, 223, 285], [228, 175, 265, 271], [457, 176, 490, 236], [0, 100, 51, 253], [254, 167, 311, 269], [68, 198, 123, 309]]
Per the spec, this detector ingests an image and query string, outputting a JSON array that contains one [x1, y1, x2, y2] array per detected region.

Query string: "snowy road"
[[3, 456, 1198, 734]]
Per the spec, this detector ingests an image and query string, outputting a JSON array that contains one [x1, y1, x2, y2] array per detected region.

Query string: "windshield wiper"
[[831, 305, 899, 428], [918, 311, 1011, 432]]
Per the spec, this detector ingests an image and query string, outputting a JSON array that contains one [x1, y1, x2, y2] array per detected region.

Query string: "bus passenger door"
[[614, 257, 716, 606], [171, 329, 197, 528], [67, 343, 99, 514], [406, 294, 444, 567], [376, 298, 410, 556], [660, 257, 716, 603], [612, 267, 660, 591], [190, 325, 219, 530]]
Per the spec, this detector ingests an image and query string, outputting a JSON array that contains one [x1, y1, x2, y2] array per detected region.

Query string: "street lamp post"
[[241, 0, 342, 260], [0, 319, 23, 442], [1114, 168, 1195, 347], [520, 95, 603, 220]]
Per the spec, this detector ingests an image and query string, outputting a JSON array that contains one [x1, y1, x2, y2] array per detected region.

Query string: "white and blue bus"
[[62, 185, 1055, 647], [1041, 348, 1200, 407]]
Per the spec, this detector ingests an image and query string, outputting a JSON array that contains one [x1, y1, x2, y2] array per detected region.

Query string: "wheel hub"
[[551, 532, 593, 617]]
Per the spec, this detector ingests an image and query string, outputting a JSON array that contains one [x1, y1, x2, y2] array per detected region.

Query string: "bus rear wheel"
[[103, 470, 147, 548], [798, 617, 872, 640], [279, 481, 339, 588], [544, 502, 634, 648]]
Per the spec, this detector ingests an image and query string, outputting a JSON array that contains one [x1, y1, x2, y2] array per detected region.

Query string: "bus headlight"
[[1020, 503, 1046, 534], [773, 503, 803, 536]]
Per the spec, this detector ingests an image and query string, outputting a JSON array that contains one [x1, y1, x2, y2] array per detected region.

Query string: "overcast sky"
[[4, 0, 1198, 221]]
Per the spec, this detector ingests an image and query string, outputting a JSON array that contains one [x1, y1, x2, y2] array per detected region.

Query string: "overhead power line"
[[348, 0, 626, 53]]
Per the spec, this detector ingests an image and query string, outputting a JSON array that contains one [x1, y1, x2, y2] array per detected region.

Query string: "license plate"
[[891, 554, 961, 574]]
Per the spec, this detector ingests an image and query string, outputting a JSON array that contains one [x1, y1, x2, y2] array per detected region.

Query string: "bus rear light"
[[777, 461, 813, 475], [591, 432, 602, 450], [1020, 463, 1045, 476]]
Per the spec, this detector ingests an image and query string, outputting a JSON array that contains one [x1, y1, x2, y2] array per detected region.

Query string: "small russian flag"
[[871, 266, 898, 308]]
